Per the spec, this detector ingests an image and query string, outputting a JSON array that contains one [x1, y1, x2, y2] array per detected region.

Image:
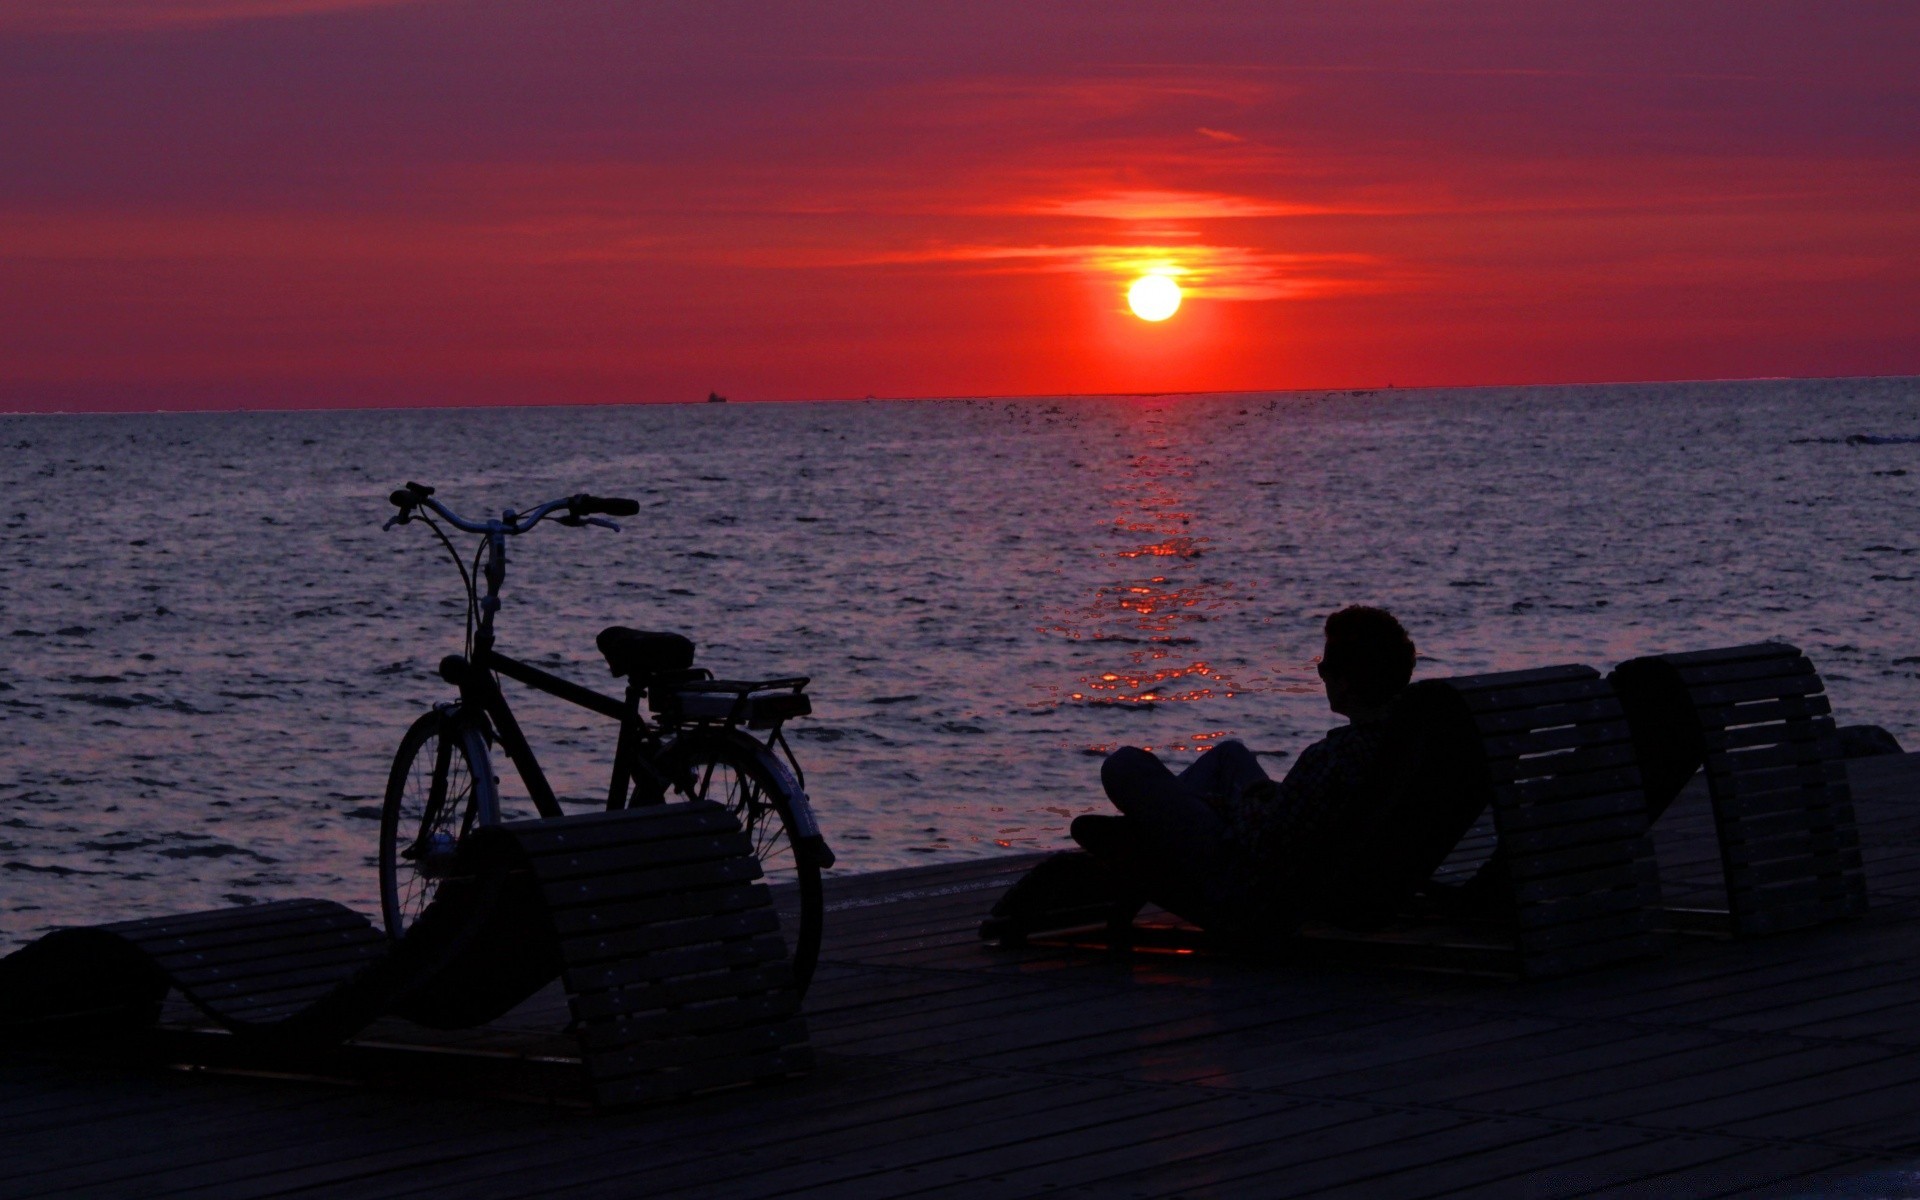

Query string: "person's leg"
[[1175, 739, 1270, 805], [1095, 747, 1239, 923]]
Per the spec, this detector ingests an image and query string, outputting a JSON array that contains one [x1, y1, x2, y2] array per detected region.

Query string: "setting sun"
[[1127, 274, 1182, 322]]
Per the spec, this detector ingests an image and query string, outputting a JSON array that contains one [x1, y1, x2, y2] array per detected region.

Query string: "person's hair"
[[1321, 605, 1416, 705]]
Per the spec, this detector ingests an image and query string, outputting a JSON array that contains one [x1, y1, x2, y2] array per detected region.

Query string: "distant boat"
[[707, 391, 728, 403]]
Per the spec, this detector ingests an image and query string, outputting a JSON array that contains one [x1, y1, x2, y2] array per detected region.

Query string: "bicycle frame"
[[438, 644, 684, 820], [388, 481, 813, 827]]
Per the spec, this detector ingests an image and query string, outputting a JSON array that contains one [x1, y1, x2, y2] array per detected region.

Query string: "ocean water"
[[3, 378, 1918, 945]]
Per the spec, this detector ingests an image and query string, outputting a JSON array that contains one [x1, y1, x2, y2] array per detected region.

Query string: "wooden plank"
[[346, 1067, 1064, 1200], [590, 1044, 814, 1107], [1513, 907, 1655, 951], [1488, 742, 1640, 788], [1725, 805, 1861, 843], [563, 934, 789, 997], [1489, 752, 1643, 798], [1461, 678, 1610, 714], [1692, 692, 1832, 727], [1724, 848, 1861, 888], [1283, 1124, 1669, 1200], [1501, 814, 1649, 856], [894, 1094, 1342, 1200], [1493, 787, 1645, 836], [1685, 672, 1826, 707], [557, 908, 783, 966], [579, 1076, 1202, 1199], [1445, 664, 1599, 693], [1509, 835, 1650, 879], [1708, 763, 1849, 807], [1123, 1113, 1533, 1200], [1481, 719, 1632, 760], [1341, 1028, 1724, 1108], [1466, 696, 1624, 735], [538, 859, 765, 908], [158, 940, 386, 989], [117, 912, 376, 957], [803, 1100, 1369, 1200], [1510, 1142, 1861, 1200], [99, 899, 357, 938], [575, 990, 799, 1053], [544, 883, 770, 936], [521, 831, 757, 881], [1715, 738, 1844, 774], [570, 964, 799, 1026], [1702, 715, 1837, 753], [1511, 860, 1655, 904], [1672, 653, 1814, 686], [501, 802, 740, 851], [1674, 648, 1804, 687], [1658, 642, 1801, 668]]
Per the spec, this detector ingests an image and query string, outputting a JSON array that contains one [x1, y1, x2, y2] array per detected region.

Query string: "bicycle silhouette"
[[379, 482, 833, 992]]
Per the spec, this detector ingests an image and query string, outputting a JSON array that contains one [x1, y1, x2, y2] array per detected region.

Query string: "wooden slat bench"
[[1424, 663, 1665, 977], [0, 801, 811, 1107], [1609, 641, 1870, 936]]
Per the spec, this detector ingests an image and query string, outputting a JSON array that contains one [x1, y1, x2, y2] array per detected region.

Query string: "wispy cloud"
[[0, 0, 432, 34], [808, 241, 1400, 301], [1020, 190, 1336, 220]]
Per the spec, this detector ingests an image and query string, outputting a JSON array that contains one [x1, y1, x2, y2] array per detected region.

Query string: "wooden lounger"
[[984, 664, 1667, 979], [1297, 664, 1665, 978], [0, 801, 811, 1108], [1609, 642, 1869, 936]]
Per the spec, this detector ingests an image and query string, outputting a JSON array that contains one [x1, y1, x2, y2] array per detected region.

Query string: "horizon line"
[[3, 370, 1914, 418]]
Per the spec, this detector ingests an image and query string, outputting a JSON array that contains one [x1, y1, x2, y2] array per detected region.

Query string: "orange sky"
[[1, 1, 1915, 409]]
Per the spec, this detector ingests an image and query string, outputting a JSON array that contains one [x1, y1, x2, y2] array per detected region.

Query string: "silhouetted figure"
[[1072, 605, 1416, 941]]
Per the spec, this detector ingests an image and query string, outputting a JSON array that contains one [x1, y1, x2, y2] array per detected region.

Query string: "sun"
[[1127, 274, 1182, 321]]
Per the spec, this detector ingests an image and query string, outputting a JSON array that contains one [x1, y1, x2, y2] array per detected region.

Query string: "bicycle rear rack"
[[651, 677, 812, 730]]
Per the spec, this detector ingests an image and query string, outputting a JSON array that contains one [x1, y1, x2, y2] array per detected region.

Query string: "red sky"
[[1, 0, 1915, 409]]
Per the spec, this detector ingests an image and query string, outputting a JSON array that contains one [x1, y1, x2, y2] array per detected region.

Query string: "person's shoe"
[[1069, 814, 1134, 857], [980, 851, 1126, 945]]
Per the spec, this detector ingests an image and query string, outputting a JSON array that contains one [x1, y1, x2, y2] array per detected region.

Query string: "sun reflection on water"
[[1037, 405, 1265, 755]]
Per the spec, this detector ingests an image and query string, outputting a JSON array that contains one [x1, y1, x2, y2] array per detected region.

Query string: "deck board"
[[11, 753, 1920, 1197]]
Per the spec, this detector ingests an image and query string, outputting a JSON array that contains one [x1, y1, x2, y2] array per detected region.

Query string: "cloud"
[[1022, 189, 1336, 220], [814, 240, 1399, 301], [1196, 127, 1244, 143], [0, 0, 431, 34]]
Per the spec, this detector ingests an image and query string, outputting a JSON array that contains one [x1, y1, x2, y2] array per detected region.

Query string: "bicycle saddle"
[[597, 627, 696, 680]]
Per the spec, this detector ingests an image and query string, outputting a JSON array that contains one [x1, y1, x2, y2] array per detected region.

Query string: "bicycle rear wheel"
[[657, 730, 824, 995], [379, 707, 498, 938]]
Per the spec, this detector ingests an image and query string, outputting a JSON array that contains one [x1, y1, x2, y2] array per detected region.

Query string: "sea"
[[3, 377, 1918, 946]]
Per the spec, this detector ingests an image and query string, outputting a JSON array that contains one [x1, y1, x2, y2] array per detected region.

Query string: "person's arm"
[[1227, 736, 1339, 854]]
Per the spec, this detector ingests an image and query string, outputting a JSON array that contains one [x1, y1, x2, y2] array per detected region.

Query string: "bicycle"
[[377, 481, 834, 993]]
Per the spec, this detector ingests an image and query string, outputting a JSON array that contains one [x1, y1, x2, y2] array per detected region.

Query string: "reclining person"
[[1070, 605, 1416, 942]]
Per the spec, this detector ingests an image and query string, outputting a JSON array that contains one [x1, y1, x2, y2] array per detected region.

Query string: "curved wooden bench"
[[1609, 642, 1868, 935], [1411, 664, 1664, 977], [0, 801, 810, 1107]]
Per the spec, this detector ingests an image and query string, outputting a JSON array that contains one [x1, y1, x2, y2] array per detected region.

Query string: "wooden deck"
[[10, 755, 1920, 1198]]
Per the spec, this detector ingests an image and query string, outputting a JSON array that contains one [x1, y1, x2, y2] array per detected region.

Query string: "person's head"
[[1317, 605, 1416, 716]]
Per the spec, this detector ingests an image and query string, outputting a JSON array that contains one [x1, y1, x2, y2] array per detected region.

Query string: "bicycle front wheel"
[[379, 708, 498, 938], [658, 730, 824, 996]]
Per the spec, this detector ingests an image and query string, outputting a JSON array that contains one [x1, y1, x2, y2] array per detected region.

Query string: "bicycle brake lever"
[[382, 515, 406, 531], [584, 517, 621, 531]]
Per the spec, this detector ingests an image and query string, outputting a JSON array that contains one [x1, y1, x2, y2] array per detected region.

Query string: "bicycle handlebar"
[[578, 496, 640, 518], [385, 483, 639, 535]]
